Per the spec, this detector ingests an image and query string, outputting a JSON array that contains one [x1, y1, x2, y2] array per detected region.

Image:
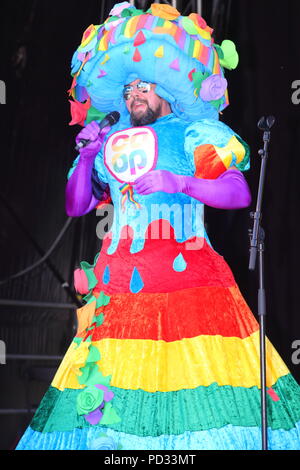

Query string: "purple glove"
[[65, 122, 110, 217], [134, 169, 251, 209]]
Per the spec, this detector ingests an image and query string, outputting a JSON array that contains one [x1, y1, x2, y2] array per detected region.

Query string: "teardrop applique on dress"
[[130, 267, 144, 293], [173, 253, 187, 272], [102, 265, 111, 285]]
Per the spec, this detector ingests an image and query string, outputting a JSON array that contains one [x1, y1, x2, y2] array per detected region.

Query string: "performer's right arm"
[[65, 122, 107, 217]]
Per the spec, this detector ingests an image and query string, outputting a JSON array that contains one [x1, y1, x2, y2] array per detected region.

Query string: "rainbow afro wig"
[[68, 2, 239, 125]]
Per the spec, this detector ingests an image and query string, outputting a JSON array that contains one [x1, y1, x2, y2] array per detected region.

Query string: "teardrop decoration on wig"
[[173, 253, 187, 272], [102, 265, 111, 285], [130, 267, 144, 293]]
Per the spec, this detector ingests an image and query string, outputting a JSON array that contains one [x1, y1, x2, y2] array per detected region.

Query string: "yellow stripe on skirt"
[[52, 331, 290, 392]]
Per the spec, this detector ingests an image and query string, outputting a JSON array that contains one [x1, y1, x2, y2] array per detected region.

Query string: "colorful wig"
[[68, 2, 239, 125]]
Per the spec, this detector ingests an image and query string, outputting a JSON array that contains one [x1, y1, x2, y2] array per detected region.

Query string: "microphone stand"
[[248, 115, 275, 451]]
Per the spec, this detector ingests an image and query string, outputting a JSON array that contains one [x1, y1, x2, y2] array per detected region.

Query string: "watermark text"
[[96, 203, 205, 250], [0, 80, 6, 104], [0, 340, 6, 364], [291, 340, 300, 365], [291, 80, 300, 105]]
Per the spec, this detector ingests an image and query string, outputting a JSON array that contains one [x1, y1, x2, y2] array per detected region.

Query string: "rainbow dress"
[[16, 114, 300, 450]]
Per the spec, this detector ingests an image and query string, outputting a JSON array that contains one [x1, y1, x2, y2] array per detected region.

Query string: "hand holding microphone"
[[66, 111, 120, 217], [75, 111, 120, 154]]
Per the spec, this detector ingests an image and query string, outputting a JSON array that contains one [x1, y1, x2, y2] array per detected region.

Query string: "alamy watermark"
[[291, 340, 300, 365], [291, 80, 300, 105], [0, 340, 6, 364], [96, 202, 205, 250], [0, 80, 6, 104]]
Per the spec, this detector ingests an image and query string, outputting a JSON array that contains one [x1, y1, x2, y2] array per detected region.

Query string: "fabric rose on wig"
[[69, 99, 91, 126], [199, 75, 228, 102], [150, 3, 180, 20], [109, 2, 132, 17]]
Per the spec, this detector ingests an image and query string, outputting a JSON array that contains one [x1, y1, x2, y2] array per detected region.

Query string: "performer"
[[17, 3, 300, 450]]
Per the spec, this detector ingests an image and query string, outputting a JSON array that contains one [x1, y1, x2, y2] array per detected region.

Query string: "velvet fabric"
[[17, 421, 300, 451], [16, 114, 300, 451], [28, 375, 300, 436]]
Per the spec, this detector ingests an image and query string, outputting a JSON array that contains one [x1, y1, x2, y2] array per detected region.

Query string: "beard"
[[130, 99, 162, 127]]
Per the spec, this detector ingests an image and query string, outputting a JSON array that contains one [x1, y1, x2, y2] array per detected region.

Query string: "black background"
[[0, 0, 299, 451]]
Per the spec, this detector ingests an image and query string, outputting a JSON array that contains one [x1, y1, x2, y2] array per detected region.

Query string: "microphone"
[[75, 111, 120, 151], [257, 115, 275, 131]]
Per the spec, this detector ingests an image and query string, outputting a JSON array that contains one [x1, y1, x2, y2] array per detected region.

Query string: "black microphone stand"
[[248, 115, 275, 451]]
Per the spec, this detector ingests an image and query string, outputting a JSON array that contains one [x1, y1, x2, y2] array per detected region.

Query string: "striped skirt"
[[16, 223, 300, 450]]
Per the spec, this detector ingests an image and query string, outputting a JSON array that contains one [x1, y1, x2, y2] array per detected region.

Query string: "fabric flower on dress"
[[65, 340, 91, 379], [89, 434, 119, 450], [73, 288, 120, 426], [199, 74, 228, 102], [77, 384, 104, 416], [77, 384, 117, 425], [74, 268, 89, 295]]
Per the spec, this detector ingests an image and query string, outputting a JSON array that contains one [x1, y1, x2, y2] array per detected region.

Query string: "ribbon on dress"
[[119, 183, 141, 212]]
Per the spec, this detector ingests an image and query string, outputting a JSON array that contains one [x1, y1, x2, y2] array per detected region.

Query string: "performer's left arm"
[[134, 166, 251, 209]]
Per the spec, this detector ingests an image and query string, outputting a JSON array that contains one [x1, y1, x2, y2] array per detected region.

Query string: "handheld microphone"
[[75, 111, 120, 151], [257, 115, 275, 131]]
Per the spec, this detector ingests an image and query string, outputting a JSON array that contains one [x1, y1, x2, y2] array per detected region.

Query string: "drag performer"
[[17, 3, 300, 450]]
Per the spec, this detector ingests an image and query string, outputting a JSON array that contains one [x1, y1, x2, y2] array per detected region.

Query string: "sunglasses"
[[123, 81, 151, 100]]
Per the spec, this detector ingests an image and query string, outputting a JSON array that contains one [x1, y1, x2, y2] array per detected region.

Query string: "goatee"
[[130, 101, 162, 127]]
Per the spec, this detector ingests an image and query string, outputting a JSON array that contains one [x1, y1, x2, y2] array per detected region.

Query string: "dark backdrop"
[[0, 0, 299, 451]]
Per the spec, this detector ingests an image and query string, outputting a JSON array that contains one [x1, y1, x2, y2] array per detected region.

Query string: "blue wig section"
[[16, 422, 300, 451]]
